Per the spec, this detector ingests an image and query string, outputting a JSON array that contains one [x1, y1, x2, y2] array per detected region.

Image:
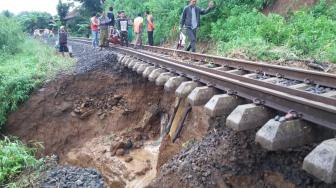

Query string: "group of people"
[[34, 29, 55, 43], [90, 6, 155, 50], [56, 0, 214, 56]]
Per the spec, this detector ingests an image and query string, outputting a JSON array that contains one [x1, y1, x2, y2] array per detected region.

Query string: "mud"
[[5, 42, 174, 187], [5, 41, 336, 188]]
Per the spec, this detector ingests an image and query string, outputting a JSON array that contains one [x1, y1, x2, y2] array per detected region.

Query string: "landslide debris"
[[5, 42, 174, 187], [150, 119, 336, 188], [42, 167, 105, 188]]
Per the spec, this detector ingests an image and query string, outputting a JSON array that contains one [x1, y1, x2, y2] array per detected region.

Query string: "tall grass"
[[1, 16, 75, 127], [0, 137, 41, 186], [0, 15, 74, 186], [0, 39, 74, 127], [0, 16, 23, 56]]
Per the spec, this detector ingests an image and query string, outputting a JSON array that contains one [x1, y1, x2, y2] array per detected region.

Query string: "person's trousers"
[[148, 31, 154, 46], [186, 28, 197, 52], [120, 31, 128, 47], [99, 28, 109, 47], [92, 30, 99, 47], [135, 32, 142, 47]]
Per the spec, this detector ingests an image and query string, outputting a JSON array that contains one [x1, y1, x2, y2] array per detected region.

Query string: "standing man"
[[145, 10, 155, 46], [127, 16, 133, 43], [133, 13, 144, 48], [107, 6, 115, 37], [180, 0, 215, 52], [90, 13, 99, 48], [99, 11, 110, 50], [117, 11, 129, 47], [58, 26, 68, 56]]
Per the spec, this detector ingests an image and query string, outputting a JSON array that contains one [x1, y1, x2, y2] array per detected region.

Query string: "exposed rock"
[[80, 109, 95, 119], [110, 142, 126, 156], [125, 156, 133, 163], [116, 148, 125, 156], [42, 166, 104, 188]]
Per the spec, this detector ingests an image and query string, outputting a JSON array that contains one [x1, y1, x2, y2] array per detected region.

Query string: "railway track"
[[70, 38, 336, 184], [71, 38, 336, 129]]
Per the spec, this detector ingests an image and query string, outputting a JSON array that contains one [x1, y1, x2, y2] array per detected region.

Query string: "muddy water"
[[63, 135, 161, 188], [126, 140, 160, 188]]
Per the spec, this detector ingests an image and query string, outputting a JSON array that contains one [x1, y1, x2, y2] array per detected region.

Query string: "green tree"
[[1, 10, 14, 18], [57, 0, 70, 25], [75, 0, 103, 16], [16, 12, 53, 33]]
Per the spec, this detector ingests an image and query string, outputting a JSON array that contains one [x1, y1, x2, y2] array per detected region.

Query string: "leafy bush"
[[287, 11, 336, 58], [0, 16, 24, 56], [0, 137, 40, 185]]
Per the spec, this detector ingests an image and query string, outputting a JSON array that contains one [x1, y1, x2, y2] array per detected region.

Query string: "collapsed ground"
[[4, 42, 336, 188]]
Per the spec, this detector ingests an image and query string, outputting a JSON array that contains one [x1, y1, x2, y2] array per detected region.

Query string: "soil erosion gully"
[[70, 38, 336, 130]]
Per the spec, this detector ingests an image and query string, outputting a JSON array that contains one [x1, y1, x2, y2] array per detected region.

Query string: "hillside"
[[264, 0, 317, 15]]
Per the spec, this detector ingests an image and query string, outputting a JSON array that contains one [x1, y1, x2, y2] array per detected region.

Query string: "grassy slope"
[[0, 39, 75, 127], [0, 38, 74, 186]]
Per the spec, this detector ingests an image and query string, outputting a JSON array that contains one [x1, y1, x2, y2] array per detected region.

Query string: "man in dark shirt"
[[117, 11, 129, 47], [107, 6, 115, 27], [58, 26, 68, 56], [107, 6, 115, 38], [180, 0, 214, 52]]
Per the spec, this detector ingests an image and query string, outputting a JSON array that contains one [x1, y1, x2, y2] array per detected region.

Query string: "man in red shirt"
[[90, 13, 99, 48]]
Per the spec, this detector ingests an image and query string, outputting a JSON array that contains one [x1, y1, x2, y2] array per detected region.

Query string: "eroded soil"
[[5, 42, 336, 188], [5, 43, 174, 187]]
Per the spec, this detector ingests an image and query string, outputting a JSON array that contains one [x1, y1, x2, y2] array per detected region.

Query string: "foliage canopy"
[[16, 12, 53, 33]]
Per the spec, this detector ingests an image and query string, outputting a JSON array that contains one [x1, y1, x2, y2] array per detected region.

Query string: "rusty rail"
[[140, 45, 336, 89], [70, 38, 336, 130]]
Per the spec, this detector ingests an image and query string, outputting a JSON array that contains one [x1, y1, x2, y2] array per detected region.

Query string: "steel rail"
[[138, 45, 336, 89], [70, 38, 336, 129], [120, 45, 336, 107]]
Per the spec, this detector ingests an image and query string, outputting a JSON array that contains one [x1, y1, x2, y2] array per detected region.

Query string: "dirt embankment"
[[150, 121, 336, 188], [263, 0, 317, 16], [5, 42, 336, 188], [5, 43, 175, 187]]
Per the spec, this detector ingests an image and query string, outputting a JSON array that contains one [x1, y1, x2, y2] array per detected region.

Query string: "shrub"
[[0, 16, 24, 56], [287, 11, 336, 59], [0, 39, 74, 127], [0, 137, 40, 185]]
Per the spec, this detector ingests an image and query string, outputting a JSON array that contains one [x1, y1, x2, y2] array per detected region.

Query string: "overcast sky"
[[0, 0, 74, 15]]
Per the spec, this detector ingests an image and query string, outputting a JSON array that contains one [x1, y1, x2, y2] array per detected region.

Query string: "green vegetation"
[[0, 16, 24, 55], [102, 0, 336, 63], [0, 15, 73, 186], [0, 38, 74, 127], [16, 12, 53, 33], [0, 16, 74, 127], [0, 137, 41, 186], [212, 2, 336, 62], [57, 0, 71, 25]]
